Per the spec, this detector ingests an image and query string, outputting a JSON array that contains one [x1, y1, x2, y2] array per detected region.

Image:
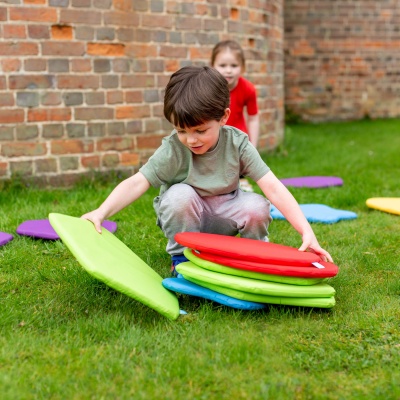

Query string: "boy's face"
[[212, 49, 243, 91], [175, 109, 230, 155]]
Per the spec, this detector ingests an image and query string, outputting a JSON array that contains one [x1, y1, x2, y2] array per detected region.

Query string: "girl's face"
[[212, 49, 243, 91]]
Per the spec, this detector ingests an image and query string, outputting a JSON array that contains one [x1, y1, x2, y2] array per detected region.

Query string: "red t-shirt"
[[226, 76, 258, 134]]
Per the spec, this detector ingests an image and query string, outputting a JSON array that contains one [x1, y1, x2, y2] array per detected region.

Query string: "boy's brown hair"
[[164, 65, 230, 128]]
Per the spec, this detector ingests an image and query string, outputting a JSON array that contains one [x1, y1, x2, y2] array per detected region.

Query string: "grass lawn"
[[1, 119, 399, 399]]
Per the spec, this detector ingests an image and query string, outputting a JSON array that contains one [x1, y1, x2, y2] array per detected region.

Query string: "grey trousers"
[[154, 183, 272, 255]]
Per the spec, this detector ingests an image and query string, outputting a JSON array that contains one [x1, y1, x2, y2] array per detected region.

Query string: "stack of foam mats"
[[163, 233, 338, 309]]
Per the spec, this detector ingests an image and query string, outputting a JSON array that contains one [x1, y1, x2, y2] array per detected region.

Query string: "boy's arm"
[[247, 113, 260, 148], [256, 171, 333, 262], [81, 172, 151, 233]]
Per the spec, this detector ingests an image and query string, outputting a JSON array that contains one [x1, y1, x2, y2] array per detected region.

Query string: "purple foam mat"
[[0, 232, 14, 247], [280, 176, 343, 188], [16, 219, 117, 240]]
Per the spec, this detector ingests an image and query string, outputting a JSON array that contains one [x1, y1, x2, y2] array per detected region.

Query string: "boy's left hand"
[[299, 232, 333, 263]]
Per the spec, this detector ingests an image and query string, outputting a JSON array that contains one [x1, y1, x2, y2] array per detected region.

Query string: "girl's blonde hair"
[[211, 40, 246, 69]]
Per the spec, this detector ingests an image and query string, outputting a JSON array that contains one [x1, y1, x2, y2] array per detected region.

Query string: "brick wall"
[[284, 0, 400, 121], [0, 0, 284, 185]]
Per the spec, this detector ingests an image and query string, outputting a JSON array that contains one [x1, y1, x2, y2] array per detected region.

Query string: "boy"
[[82, 66, 332, 275]]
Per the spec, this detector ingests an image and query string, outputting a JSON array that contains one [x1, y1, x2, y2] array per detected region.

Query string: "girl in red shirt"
[[211, 40, 260, 147], [211, 40, 260, 191]]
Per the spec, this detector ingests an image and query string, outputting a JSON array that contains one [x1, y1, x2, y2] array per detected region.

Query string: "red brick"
[[130, 59, 147, 72], [152, 104, 164, 117], [290, 43, 315, 57], [71, 59, 92, 72], [249, 10, 265, 24], [0, 126, 14, 141], [77, 0, 95, 8], [141, 14, 174, 28], [0, 162, 8, 177], [35, 158, 57, 173], [113, 0, 132, 11], [190, 47, 212, 60], [9, 160, 33, 176], [0, 109, 24, 124], [81, 155, 100, 169], [1, 59, 21, 72], [125, 43, 157, 58], [144, 118, 161, 133], [28, 108, 71, 122], [60, 9, 102, 25], [120, 152, 140, 166], [41, 92, 62, 106], [10, 7, 57, 23], [0, 42, 38, 56], [87, 43, 125, 57], [165, 59, 179, 72], [195, 4, 209, 15], [51, 25, 73, 40], [203, 18, 224, 31], [121, 74, 155, 88], [156, 75, 171, 88], [0, 8, 6, 21], [9, 75, 53, 90], [24, 58, 47, 72], [101, 153, 119, 168], [230, 8, 240, 20], [136, 134, 163, 149], [166, 1, 180, 14], [51, 139, 94, 155], [231, 0, 247, 5], [58, 75, 99, 89], [96, 137, 134, 152], [159, 45, 188, 58], [176, 16, 202, 30], [0, 93, 14, 107], [75, 107, 114, 120], [28, 25, 50, 39], [1, 142, 47, 157], [115, 105, 150, 119], [107, 91, 124, 104], [3, 24, 26, 39], [42, 42, 85, 56], [125, 91, 143, 103], [103, 11, 139, 26], [47, 173, 82, 187]]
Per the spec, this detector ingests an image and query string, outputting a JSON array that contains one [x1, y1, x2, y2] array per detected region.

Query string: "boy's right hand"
[[81, 210, 105, 234]]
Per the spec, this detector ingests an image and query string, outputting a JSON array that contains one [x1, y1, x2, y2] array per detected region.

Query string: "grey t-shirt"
[[139, 125, 270, 197]]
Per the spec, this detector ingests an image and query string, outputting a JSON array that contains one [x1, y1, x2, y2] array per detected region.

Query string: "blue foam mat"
[[271, 204, 357, 224], [162, 276, 265, 310]]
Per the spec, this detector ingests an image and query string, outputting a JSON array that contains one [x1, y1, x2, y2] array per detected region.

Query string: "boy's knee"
[[163, 184, 198, 204], [160, 184, 201, 214], [246, 196, 271, 222]]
